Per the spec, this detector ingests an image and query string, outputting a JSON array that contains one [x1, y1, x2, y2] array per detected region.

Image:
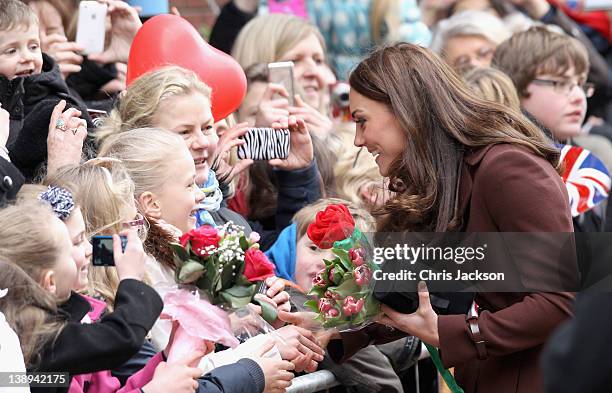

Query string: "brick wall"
[[169, 0, 230, 39]]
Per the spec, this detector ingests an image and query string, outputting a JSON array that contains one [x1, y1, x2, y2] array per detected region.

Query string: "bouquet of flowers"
[[170, 221, 278, 320], [303, 204, 381, 330]]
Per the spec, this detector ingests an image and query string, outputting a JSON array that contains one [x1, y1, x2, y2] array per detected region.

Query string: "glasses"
[[532, 78, 595, 98], [122, 213, 146, 234]]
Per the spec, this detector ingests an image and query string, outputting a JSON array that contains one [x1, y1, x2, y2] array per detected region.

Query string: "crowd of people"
[[1, 0, 612, 392]]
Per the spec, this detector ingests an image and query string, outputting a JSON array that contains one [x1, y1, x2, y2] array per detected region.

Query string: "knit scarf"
[[195, 170, 223, 228]]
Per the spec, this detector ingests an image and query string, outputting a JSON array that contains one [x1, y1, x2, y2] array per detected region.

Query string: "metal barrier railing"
[[286, 343, 431, 393]]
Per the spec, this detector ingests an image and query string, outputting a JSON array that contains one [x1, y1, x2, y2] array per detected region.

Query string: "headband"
[[38, 186, 75, 221]]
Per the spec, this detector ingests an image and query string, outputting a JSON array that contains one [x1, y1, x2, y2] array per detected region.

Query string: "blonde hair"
[[369, 0, 401, 45], [462, 67, 521, 111], [99, 128, 190, 198], [232, 13, 325, 70], [0, 0, 38, 31], [334, 148, 387, 210], [45, 159, 139, 308], [0, 260, 66, 369], [293, 198, 376, 240], [0, 202, 63, 285], [96, 66, 212, 145]]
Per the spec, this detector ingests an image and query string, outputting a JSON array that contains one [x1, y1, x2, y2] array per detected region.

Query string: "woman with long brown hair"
[[327, 42, 578, 393]]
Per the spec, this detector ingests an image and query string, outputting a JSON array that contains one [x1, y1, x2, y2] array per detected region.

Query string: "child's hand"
[[47, 100, 87, 175], [269, 116, 313, 171], [0, 104, 9, 150], [113, 229, 146, 281], [212, 121, 253, 183], [273, 325, 325, 373], [143, 351, 203, 393], [248, 340, 295, 393]]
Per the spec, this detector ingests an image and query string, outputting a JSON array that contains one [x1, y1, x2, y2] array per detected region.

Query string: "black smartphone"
[[92, 235, 127, 266], [237, 127, 290, 161]]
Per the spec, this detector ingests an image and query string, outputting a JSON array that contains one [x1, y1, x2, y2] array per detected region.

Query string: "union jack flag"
[[559, 144, 611, 217]]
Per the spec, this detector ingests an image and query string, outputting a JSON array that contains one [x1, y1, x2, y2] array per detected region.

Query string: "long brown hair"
[[349, 43, 559, 232], [0, 260, 66, 369]]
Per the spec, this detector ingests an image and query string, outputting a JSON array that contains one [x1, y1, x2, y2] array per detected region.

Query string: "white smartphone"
[[268, 61, 295, 105], [76, 1, 107, 55]]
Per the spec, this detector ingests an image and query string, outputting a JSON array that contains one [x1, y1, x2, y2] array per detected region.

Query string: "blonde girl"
[[0, 202, 161, 376], [46, 158, 143, 309]]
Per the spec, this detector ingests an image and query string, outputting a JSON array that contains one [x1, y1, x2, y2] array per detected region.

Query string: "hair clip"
[[38, 186, 75, 221]]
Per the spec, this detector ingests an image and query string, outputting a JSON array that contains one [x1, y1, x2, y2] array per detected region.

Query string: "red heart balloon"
[[127, 14, 246, 121]]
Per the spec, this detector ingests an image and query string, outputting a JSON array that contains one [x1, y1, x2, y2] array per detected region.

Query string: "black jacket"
[[0, 156, 24, 207], [30, 279, 163, 393], [0, 53, 94, 181]]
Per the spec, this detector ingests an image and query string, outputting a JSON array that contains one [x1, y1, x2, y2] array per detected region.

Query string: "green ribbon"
[[333, 227, 363, 250], [424, 343, 465, 393]]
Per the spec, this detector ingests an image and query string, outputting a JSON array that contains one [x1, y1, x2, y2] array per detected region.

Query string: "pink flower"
[[354, 265, 372, 287], [342, 296, 365, 316], [324, 307, 340, 318], [325, 290, 342, 300], [318, 298, 334, 313], [349, 248, 366, 266], [328, 268, 336, 283], [248, 232, 261, 244], [312, 270, 327, 287]]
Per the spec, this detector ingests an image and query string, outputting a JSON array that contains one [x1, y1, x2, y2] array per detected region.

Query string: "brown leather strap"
[[466, 312, 487, 360]]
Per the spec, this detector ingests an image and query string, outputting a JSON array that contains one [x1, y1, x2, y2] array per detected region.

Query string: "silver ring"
[[55, 118, 68, 132]]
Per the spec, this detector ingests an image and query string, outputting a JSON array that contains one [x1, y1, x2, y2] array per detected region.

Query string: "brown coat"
[[328, 143, 577, 393]]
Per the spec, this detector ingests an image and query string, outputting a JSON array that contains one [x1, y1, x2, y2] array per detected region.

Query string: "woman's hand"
[[289, 95, 333, 138], [88, 0, 141, 64], [212, 121, 253, 183], [46, 100, 87, 175], [43, 34, 84, 79], [378, 281, 440, 347], [255, 83, 291, 128], [269, 116, 313, 171]]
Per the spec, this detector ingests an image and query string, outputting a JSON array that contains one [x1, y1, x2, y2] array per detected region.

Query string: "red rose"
[[179, 225, 220, 257], [244, 248, 276, 282], [307, 204, 355, 249]]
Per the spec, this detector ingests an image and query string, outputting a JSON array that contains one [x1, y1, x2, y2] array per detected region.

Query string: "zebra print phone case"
[[237, 127, 291, 161]]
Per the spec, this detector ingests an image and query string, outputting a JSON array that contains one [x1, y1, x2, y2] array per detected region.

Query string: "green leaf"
[[178, 261, 205, 283], [304, 299, 319, 312], [331, 278, 360, 298], [254, 298, 278, 323], [220, 262, 236, 290], [219, 285, 256, 308], [333, 248, 354, 271], [308, 286, 325, 298], [239, 236, 249, 251], [170, 242, 190, 261]]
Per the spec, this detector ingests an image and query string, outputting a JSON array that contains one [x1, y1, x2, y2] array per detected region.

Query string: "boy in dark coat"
[[0, 0, 93, 181]]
